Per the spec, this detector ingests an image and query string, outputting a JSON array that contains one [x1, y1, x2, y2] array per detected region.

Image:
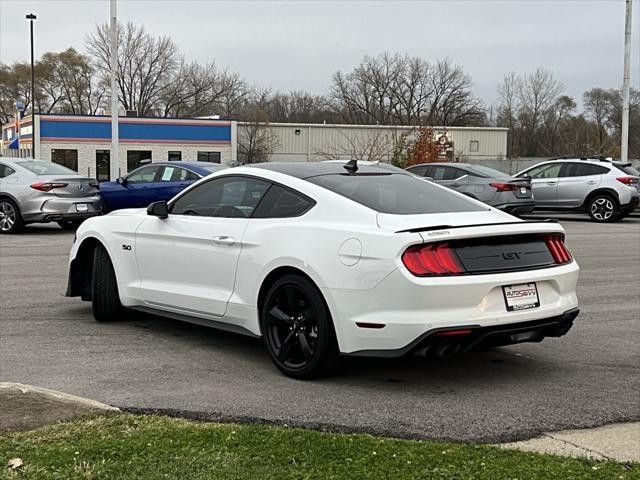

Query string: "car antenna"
[[343, 159, 358, 175]]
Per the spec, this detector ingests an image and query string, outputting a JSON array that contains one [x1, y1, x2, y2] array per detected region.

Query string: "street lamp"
[[26, 13, 36, 159]]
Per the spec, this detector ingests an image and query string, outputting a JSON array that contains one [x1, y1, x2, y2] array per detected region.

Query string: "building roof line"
[[238, 122, 508, 132]]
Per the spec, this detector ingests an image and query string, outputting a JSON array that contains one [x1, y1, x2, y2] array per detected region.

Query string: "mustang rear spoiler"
[[396, 219, 559, 234]]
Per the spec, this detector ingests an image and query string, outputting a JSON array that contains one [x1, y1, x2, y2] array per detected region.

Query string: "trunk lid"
[[36, 175, 99, 198]]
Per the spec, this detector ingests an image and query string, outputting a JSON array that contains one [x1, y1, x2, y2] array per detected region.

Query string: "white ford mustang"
[[67, 161, 580, 378]]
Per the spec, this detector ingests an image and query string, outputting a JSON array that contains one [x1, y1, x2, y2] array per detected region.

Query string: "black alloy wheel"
[[261, 274, 339, 379]]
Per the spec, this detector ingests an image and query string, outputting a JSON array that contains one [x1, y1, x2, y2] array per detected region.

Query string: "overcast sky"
[[1, 0, 638, 108]]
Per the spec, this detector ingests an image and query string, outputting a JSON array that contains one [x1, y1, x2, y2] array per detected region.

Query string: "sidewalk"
[[498, 422, 640, 463], [0, 382, 119, 432]]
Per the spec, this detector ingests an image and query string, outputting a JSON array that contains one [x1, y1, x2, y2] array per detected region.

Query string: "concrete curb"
[[0, 383, 119, 412], [497, 422, 640, 463]]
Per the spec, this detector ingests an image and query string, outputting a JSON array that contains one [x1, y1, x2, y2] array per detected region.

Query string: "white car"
[[67, 162, 580, 379]]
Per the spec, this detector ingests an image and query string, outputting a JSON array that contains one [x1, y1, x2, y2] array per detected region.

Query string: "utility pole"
[[110, 0, 119, 180], [621, 0, 633, 163], [26, 13, 36, 159]]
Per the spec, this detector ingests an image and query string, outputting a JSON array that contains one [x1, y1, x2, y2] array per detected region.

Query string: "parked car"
[[67, 161, 579, 379], [0, 158, 101, 234], [515, 158, 640, 222], [405, 163, 534, 215], [100, 161, 227, 212]]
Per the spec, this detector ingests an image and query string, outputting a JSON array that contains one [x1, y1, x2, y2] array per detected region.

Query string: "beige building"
[[238, 122, 508, 163]]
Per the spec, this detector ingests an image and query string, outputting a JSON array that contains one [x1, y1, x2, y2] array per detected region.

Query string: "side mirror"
[[116, 176, 126, 185], [147, 201, 168, 219]]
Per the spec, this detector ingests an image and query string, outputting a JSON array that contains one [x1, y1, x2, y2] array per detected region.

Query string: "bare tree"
[[517, 68, 563, 155], [237, 99, 279, 164], [497, 72, 521, 156], [86, 22, 179, 116], [583, 88, 613, 151], [318, 128, 398, 162]]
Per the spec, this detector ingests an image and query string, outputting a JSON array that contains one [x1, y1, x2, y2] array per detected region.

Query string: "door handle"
[[546, 181, 557, 186], [212, 235, 235, 246]]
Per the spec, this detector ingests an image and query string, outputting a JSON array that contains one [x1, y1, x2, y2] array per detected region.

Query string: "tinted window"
[[18, 161, 77, 176], [525, 163, 562, 179], [198, 151, 221, 163], [51, 149, 78, 171], [406, 165, 429, 177], [562, 163, 609, 177], [171, 176, 270, 218], [126, 165, 160, 184], [253, 185, 314, 218], [158, 166, 199, 182], [431, 166, 462, 180], [618, 164, 640, 176], [127, 150, 152, 172], [168, 151, 182, 161], [0, 164, 16, 178], [306, 173, 486, 215]]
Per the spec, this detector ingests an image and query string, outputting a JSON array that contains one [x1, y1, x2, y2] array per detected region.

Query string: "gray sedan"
[[406, 163, 534, 215], [0, 158, 101, 234]]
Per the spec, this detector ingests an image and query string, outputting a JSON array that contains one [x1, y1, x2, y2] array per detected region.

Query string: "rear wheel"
[[57, 220, 83, 231], [92, 244, 126, 322], [588, 194, 620, 223], [261, 274, 339, 379], [0, 198, 24, 234]]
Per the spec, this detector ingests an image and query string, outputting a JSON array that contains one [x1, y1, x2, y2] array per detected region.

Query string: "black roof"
[[247, 162, 408, 179]]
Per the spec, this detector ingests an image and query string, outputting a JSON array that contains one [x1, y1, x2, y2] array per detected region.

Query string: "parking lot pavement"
[[1, 217, 639, 443]]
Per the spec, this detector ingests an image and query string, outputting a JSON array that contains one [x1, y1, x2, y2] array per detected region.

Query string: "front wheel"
[[92, 244, 126, 322], [261, 274, 340, 379], [588, 195, 620, 223]]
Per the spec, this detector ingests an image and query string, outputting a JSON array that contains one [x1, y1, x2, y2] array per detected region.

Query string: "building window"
[[469, 140, 479, 152], [127, 150, 152, 172], [197, 151, 221, 163], [168, 151, 182, 161], [51, 149, 78, 171], [95, 150, 111, 182]]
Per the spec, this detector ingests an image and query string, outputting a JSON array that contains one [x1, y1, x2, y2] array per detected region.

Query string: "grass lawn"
[[0, 414, 637, 480]]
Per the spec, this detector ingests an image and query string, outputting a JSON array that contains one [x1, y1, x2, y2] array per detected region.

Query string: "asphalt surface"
[[1, 213, 639, 443]]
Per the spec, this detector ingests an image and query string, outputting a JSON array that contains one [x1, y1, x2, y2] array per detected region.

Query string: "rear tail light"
[[401, 243, 464, 276], [616, 176, 639, 185], [30, 181, 69, 192], [490, 182, 519, 192], [544, 234, 572, 264]]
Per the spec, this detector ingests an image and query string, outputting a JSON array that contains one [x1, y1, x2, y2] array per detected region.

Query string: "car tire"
[[0, 198, 25, 234], [587, 194, 620, 223], [57, 220, 83, 231], [92, 244, 126, 322], [260, 274, 340, 379]]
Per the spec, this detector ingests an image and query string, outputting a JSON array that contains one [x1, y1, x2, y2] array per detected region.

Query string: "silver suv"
[[516, 158, 640, 222]]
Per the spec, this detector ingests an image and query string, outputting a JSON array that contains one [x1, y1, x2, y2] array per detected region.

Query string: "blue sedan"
[[100, 162, 227, 212]]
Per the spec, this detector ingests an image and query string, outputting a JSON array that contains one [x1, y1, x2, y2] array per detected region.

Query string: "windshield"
[[466, 165, 509, 178], [18, 161, 78, 176], [306, 173, 487, 214]]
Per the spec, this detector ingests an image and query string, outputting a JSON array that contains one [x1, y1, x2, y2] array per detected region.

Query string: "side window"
[[432, 166, 459, 180], [171, 176, 270, 218], [158, 166, 199, 182], [0, 164, 16, 179], [253, 185, 314, 218], [561, 163, 609, 177], [526, 163, 562, 179], [126, 165, 160, 184], [407, 166, 428, 177]]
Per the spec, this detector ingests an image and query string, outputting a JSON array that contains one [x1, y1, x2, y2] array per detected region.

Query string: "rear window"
[[618, 164, 640, 176], [18, 161, 78, 176], [306, 173, 487, 214]]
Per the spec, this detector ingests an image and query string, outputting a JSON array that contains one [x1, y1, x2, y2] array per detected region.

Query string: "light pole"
[[620, 0, 633, 163], [26, 13, 36, 159]]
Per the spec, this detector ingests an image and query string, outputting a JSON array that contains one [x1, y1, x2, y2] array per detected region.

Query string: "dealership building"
[[2, 114, 507, 180]]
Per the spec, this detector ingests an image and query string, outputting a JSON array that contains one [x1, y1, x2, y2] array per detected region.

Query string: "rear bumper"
[[621, 195, 639, 213], [348, 307, 579, 357], [23, 196, 102, 223], [495, 201, 536, 215]]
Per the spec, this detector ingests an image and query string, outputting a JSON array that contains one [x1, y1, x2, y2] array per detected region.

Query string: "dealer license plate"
[[502, 282, 540, 311], [75, 203, 89, 212]]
